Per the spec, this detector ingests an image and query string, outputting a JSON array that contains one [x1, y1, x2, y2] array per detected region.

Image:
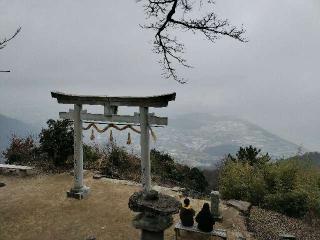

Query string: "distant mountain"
[[151, 113, 301, 167], [285, 152, 320, 166], [301, 152, 320, 166], [86, 113, 302, 168], [0, 114, 36, 162]]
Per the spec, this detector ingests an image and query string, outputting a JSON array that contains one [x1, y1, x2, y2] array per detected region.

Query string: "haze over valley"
[[0, 112, 302, 167]]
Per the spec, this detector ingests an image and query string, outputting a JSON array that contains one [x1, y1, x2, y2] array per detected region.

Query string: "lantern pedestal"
[[128, 190, 181, 240]]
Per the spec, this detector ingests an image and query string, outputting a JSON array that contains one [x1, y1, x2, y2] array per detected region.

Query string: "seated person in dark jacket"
[[195, 203, 215, 232], [179, 198, 195, 227]]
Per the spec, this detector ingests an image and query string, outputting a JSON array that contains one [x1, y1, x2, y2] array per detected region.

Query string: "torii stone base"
[[67, 186, 90, 200]]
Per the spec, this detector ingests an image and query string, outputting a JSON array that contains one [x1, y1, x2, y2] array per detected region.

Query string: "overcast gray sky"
[[0, 0, 319, 150]]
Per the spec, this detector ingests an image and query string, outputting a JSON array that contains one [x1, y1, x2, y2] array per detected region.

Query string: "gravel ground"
[[248, 206, 320, 240]]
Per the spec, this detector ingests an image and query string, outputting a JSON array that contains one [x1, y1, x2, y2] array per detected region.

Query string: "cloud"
[[0, 0, 319, 150]]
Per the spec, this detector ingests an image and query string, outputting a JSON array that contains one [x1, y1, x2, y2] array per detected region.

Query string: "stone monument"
[[129, 190, 181, 240], [211, 191, 222, 220]]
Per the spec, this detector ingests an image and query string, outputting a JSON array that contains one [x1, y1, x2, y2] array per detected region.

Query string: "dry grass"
[[0, 173, 252, 240], [0, 173, 141, 240]]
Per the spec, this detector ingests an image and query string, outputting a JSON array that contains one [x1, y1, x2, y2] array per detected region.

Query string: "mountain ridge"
[[153, 113, 301, 167], [0, 112, 301, 167]]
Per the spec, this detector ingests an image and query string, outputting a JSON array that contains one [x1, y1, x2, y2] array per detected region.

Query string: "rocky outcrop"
[[249, 206, 320, 240], [227, 200, 252, 215]]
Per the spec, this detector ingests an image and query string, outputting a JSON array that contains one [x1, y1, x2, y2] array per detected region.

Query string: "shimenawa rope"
[[83, 122, 156, 142]]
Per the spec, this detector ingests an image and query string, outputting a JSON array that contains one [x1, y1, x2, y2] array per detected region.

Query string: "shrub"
[[2, 135, 36, 165], [295, 165, 320, 219], [263, 164, 279, 194], [83, 144, 101, 169], [219, 161, 266, 205], [108, 144, 129, 170], [263, 191, 309, 218], [150, 149, 208, 192], [151, 149, 176, 181], [100, 144, 140, 180], [219, 146, 320, 219]]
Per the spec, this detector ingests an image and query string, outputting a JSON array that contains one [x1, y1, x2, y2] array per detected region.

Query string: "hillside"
[[154, 113, 300, 167], [90, 113, 300, 167], [0, 112, 301, 167], [0, 114, 36, 162], [285, 152, 320, 166]]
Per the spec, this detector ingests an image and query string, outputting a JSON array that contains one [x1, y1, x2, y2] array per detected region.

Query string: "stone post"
[[139, 107, 151, 192], [67, 104, 90, 199], [210, 191, 222, 220], [74, 104, 83, 189]]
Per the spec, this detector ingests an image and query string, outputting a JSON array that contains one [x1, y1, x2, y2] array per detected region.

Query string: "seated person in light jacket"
[[179, 198, 195, 227], [195, 203, 215, 232]]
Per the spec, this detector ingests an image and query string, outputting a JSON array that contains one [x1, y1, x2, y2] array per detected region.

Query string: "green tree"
[[228, 145, 270, 166], [39, 119, 74, 166], [186, 167, 209, 193]]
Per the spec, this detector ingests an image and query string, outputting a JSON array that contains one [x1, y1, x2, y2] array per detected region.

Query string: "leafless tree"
[[0, 27, 21, 73], [139, 0, 246, 83]]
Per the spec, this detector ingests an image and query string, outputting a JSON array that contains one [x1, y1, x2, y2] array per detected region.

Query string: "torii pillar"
[[139, 106, 151, 191], [66, 104, 90, 199]]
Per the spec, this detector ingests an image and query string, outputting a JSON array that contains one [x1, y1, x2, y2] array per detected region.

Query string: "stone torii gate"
[[51, 91, 176, 199]]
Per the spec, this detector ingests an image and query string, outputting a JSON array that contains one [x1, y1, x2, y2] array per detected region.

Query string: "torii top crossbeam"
[[51, 92, 176, 107], [51, 91, 176, 199]]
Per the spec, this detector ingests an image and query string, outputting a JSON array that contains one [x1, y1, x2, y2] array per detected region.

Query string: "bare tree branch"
[[140, 0, 246, 83], [0, 27, 21, 73], [0, 27, 21, 50]]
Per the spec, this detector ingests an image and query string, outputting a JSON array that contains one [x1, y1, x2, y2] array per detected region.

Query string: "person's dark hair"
[[184, 198, 190, 206], [202, 203, 210, 212]]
